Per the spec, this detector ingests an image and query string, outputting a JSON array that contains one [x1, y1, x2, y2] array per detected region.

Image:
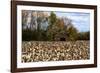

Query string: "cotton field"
[[21, 41, 90, 63]]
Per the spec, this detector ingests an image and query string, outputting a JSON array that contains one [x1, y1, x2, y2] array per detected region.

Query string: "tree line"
[[22, 11, 90, 41]]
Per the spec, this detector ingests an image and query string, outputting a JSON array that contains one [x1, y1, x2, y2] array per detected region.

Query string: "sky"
[[23, 10, 90, 32], [54, 11, 90, 32]]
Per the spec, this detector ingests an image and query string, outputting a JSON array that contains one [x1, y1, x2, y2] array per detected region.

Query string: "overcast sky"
[[54, 11, 90, 32]]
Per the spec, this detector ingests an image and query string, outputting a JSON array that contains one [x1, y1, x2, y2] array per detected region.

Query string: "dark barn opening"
[[60, 38, 66, 41]]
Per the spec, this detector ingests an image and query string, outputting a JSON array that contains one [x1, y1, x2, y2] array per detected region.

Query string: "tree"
[[47, 12, 57, 40], [66, 26, 78, 41], [77, 31, 90, 40], [47, 12, 78, 41], [48, 12, 57, 26], [22, 11, 49, 41], [22, 10, 28, 29], [34, 11, 48, 40]]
